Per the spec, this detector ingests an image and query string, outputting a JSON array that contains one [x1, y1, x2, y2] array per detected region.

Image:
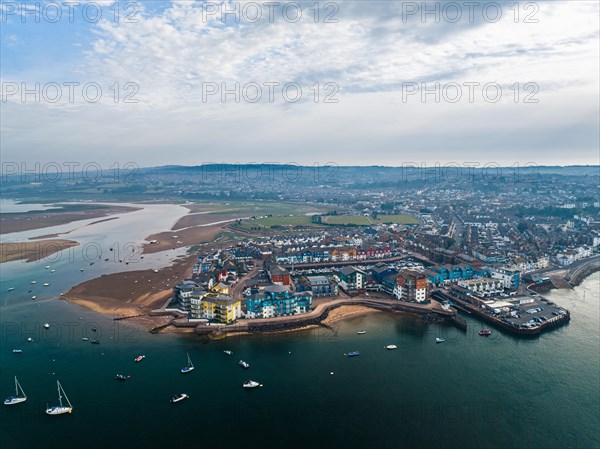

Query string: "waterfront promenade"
[[165, 297, 455, 334]]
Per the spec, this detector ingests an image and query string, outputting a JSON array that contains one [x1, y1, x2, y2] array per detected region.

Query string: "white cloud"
[[1, 0, 598, 165]]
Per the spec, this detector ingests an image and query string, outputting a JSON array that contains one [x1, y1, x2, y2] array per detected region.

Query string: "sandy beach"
[[62, 254, 197, 318], [322, 305, 383, 325], [0, 239, 80, 263]]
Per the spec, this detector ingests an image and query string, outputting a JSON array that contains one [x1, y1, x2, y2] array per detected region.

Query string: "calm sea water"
[[1, 273, 598, 449]]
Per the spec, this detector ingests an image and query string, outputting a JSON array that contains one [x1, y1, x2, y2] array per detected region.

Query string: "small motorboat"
[[478, 329, 492, 336], [134, 355, 145, 362], [92, 327, 97, 332], [80, 269, 84, 272], [7, 287, 15, 292], [345, 351, 360, 357], [81, 338, 89, 342], [435, 338, 446, 344], [50, 270, 55, 273], [239, 360, 250, 369], [223, 350, 233, 355], [243, 380, 263, 389], [27, 338, 33, 342], [170, 393, 189, 403], [385, 345, 398, 350], [30, 281, 37, 284], [44, 323, 50, 329], [115, 374, 131, 381], [43, 283, 50, 287], [31, 296, 36, 300], [357, 330, 366, 335], [90, 339, 100, 345], [45, 266, 51, 269], [12, 349, 22, 353]]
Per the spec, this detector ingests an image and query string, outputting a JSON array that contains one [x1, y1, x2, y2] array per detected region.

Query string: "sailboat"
[[45, 380, 73, 415], [4, 377, 27, 405], [181, 353, 194, 373]]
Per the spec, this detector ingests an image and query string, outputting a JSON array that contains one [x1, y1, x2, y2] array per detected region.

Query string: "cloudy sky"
[[1, 0, 598, 168]]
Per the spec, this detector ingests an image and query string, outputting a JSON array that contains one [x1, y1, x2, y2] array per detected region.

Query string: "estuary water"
[[0, 270, 598, 449]]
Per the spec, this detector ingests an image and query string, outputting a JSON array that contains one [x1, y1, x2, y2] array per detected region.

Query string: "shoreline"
[[61, 253, 197, 322], [0, 239, 80, 263]]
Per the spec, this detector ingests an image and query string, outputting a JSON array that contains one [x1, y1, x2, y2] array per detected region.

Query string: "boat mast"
[[188, 353, 193, 367], [60, 382, 72, 408], [15, 377, 26, 398], [57, 381, 63, 408]]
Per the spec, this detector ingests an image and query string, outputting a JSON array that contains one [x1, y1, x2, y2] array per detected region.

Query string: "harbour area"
[[433, 288, 570, 336]]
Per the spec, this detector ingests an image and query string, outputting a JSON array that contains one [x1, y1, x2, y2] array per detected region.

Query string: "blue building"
[[426, 264, 488, 286], [246, 285, 312, 319]]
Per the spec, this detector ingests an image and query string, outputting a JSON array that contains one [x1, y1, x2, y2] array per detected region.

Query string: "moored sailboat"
[[181, 353, 194, 373], [4, 377, 27, 405], [45, 380, 73, 415]]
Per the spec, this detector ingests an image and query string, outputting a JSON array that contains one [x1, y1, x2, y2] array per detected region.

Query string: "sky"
[[1, 0, 599, 168]]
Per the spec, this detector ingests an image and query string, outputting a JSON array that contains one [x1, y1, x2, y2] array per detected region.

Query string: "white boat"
[[223, 350, 233, 355], [181, 353, 194, 373], [45, 380, 73, 415], [239, 360, 250, 369], [243, 380, 263, 388], [44, 323, 50, 329], [50, 270, 55, 273], [170, 393, 189, 403], [12, 349, 22, 353], [31, 296, 36, 300], [435, 338, 446, 344], [45, 266, 51, 269], [81, 338, 89, 341], [357, 330, 366, 335], [385, 345, 398, 350], [30, 281, 37, 284], [27, 338, 33, 342], [4, 377, 27, 405], [43, 283, 50, 287], [7, 287, 15, 292]]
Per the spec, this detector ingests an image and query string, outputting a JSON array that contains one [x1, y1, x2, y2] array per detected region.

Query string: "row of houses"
[[275, 246, 397, 264], [174, 279, 314, 322], [334, 261, 522, 303], [336, 265, 429, 303]]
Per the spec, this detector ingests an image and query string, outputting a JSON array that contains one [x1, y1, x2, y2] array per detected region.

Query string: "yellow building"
[[211, 282, 230, 296], [202, 295, 241, 324]]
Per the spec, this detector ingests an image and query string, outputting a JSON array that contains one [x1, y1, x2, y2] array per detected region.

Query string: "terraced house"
[[246, 285, 313, 319]]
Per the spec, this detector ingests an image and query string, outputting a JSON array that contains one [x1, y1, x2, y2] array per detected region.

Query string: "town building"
[[305, 275, 338, 297], [337, 266, 366, 291], [246, 285, 312, 318], [393, 270, 428, 302], [173, 280, 199, 312], [490, 267, 521, 290], [457, 278, 504, 295]]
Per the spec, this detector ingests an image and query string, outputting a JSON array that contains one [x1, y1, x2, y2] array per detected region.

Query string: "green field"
[[236, 215, 318, 230], [324, 215, 373, 225], [324, 214, 419, 226]]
